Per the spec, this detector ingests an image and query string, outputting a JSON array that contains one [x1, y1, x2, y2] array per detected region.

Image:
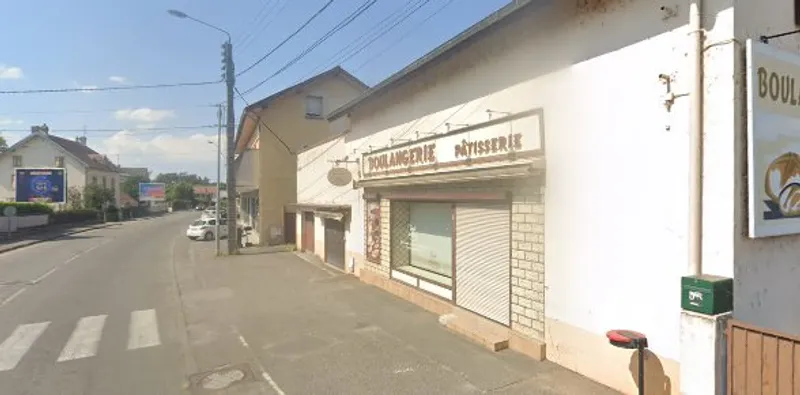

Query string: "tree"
[[67, 187, 83, 210], [154, 172, 209, 186], [121, 174, 150, 200], [83, 184, 115, 210], [0, 136, 7, 153]]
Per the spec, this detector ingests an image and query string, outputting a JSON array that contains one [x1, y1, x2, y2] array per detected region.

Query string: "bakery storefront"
[[358, 109, 545, 326]]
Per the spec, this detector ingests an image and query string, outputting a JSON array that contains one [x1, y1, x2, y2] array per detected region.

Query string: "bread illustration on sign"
[[764, 152, 800, 219]]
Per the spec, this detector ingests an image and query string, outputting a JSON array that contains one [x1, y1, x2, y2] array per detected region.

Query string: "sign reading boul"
[[362, 109, 543, 179]]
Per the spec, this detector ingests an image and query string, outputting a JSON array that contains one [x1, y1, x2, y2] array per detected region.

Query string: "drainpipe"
[[689, 0, 705, 276]]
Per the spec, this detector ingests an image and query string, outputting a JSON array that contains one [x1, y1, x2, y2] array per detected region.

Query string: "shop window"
[[365, 200, 381, 263], [391, 202, 453, 287]]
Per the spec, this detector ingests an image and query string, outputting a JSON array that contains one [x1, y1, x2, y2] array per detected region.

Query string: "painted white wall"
[[731, 1, 800, 335], [338, 1, 741, 391], [296, 135, 362, 254], [0, 135, 86, 205]]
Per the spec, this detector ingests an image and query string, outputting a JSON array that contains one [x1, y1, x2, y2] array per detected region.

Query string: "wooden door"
[[284, 212, 296, 245], [728, 319, 800, 394], [302, 212, 314, 252]]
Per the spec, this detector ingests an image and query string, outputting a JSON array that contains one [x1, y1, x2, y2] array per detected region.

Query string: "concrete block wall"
[[510, 183, 546, 341]]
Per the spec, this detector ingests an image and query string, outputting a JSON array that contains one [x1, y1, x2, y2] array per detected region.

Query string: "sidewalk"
[[0, 221, 114, 254], [173, 242, 621, 394]]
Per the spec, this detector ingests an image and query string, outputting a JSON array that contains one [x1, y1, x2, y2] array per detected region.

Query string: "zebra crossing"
[[0, 309, 162, 372]]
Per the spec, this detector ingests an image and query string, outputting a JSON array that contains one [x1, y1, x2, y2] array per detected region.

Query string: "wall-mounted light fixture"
[[486, 109, 511, 120]]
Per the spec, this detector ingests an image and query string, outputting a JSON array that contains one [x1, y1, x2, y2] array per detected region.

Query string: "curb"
[[0, 223, 114, 254]]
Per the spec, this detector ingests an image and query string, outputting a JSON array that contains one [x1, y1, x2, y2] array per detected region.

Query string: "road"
[[0, 213, 195, 395], [0, 212, 618, 395]]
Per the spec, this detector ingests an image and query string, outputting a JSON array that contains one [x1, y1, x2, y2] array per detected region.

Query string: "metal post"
[[215, 104, 223, 256], [224, 40, 238, 255]]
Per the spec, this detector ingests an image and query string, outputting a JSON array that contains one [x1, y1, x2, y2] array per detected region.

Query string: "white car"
[[186, 218, 228, 241]]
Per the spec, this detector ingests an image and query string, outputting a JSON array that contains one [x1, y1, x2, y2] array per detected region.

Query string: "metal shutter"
[[455, 203, 510, 325]]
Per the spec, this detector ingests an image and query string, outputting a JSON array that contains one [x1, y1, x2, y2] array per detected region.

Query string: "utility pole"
[[215, 104, 223, 256], [222, 40, 238, 255]]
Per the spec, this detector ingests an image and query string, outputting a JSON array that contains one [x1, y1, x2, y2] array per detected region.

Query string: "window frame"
[[55, 156, 65, 168], [305, 95, 323, 118], [12, 155, 22, 167]]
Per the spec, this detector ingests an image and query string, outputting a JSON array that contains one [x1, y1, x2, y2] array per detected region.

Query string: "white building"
[[0, 125, 122, 208], [296, 1, 800, 393]]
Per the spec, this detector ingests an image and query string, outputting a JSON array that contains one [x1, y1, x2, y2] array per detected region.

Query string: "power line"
[[353, 0, 454, 72], [240, 0, 378, 96], [237, 0, 292, 52], [234, 87, 294, 155], [303, 0, 428, 80], [0, 124, 219, 133], [0, 103, 221, 116], [0, 80, 221, 95], [236, 0, 335, 78], [233, 0, 276, 46]]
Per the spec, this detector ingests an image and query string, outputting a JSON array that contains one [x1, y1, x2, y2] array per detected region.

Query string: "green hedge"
[[105, 206, 120, 222], [51, 209, 99, 225], [0, 202, 54, 216]]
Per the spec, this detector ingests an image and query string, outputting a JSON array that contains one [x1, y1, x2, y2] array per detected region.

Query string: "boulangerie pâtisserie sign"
[[361, 109, 543, 180]]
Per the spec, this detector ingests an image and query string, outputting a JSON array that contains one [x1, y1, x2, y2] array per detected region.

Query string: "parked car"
[[186, 218, 228, 241]]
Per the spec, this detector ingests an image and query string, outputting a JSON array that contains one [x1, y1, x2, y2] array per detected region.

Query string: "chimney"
[[30, 123, 49, 135], [76, 136, 87, 145]]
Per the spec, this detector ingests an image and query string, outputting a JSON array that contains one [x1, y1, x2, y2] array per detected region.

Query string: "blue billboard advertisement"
[[138, 182, 166, 202], [15, 168, 66, 203]]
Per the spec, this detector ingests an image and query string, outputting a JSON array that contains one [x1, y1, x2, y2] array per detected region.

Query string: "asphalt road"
[[0, 212, 198, 395], [0, 212, 619, 395]]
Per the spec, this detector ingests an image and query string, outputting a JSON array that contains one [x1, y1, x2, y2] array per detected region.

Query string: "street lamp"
[[169, 9, 237, 255]]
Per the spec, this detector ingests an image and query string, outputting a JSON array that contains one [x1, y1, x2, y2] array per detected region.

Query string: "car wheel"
[[204, 232, 214, 241]]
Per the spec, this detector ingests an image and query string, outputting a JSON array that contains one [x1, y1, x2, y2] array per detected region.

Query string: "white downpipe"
[[689, 0, 705, 276]]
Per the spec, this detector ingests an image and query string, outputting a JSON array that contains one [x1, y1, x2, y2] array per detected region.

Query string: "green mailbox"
[[681, 274, 733, 315]]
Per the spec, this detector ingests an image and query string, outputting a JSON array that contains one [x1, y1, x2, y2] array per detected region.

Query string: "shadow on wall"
[[344, 0, 720, 143], [629, 349, 672, 395]]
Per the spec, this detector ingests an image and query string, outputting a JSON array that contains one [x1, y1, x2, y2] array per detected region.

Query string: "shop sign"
[[746, 40, 800, 237], [362, 110, 542, 179]]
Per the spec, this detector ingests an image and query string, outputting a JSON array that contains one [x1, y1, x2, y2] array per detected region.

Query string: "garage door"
[[324, 219, 346, 270]]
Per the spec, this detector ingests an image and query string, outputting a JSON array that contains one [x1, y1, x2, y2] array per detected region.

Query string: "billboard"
[[746, 39, 800, 237], [138, 183, 166, 202], [15, 168, 66, 203]]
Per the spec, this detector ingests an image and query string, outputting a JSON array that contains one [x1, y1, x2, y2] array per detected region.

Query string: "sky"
[[0, 0, 510, 180]]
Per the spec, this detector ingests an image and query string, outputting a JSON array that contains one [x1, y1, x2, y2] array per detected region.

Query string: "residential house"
[[0, 125, 122, 208], [193, 185, 227, 204], [234, 66, 368, 246], [119, 167, 149, 180], [295, 0, 800, 393]]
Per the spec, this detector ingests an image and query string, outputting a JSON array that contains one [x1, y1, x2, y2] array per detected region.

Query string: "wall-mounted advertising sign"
[[746, 39, 800, 237], [361, 109, 544, 180], [138, 182, 166, 202], [15, 168, 66, 203]]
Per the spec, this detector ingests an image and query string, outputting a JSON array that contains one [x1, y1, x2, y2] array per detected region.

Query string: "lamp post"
[[168, 9, 238, 255]]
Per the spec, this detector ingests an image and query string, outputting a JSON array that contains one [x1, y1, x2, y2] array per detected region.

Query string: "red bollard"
[[606, 329, 648, 395]]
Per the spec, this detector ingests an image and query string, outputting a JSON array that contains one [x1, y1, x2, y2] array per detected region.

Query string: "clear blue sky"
[[0, 0, 509, 179]]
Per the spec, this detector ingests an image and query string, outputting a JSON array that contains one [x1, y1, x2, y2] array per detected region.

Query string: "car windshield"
[[191, 220, 206, 226]]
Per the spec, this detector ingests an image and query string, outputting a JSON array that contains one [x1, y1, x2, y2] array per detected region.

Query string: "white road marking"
[[127, 309, 161, 350], [0, 322, 50, 371], [0, 287, 27, 307], [31, 266, 59, 284], [57, 315, 106, 362], [233, 327, 286, 395]]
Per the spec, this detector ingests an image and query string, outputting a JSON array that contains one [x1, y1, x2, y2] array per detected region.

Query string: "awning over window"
[[355, 161, 544, 189]]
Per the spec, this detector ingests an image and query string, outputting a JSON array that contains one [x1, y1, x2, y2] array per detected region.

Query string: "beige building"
[[234, 67, 368, 245]]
